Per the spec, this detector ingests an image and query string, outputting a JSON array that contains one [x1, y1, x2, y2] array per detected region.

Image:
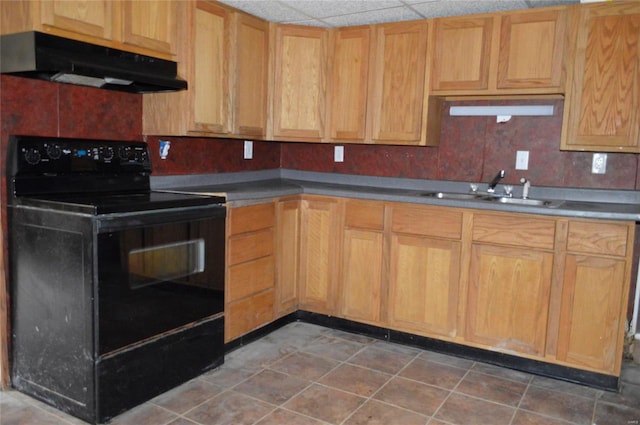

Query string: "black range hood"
[[0, 31, 187, 93]]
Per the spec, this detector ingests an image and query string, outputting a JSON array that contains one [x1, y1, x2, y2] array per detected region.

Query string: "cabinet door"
[[272, 25, 328, 141], [369, 21, 428, 144], [40, 0, 113, 40], [562, 3, 640, 152], [275, 198, 301, 316], [466, 244, 553, 356], [341, 230, 383, 323], [188, 1, 230, 135], [388, 235, 460, 338], [431, 16, 493, 91], [497, 8, 566, 90], [232, 13, 269, 137], [329, 26, 371, 142], [557, 255, 627, 374], [121, 0, 176, 56], [298, 198, 340, 314]]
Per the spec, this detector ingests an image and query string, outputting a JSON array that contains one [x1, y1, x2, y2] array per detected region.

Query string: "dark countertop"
[[151, 170, 640, 221]]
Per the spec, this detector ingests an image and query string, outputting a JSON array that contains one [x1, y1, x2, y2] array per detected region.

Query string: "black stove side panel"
[[9, 206, 96, 423]]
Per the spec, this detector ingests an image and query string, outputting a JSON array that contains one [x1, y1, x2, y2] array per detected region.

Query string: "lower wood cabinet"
[[298, 197, 341, 314], [340, 200, 385, 324], [387, 204, 462, 338], [225, 202, 275, 342], [224, 195, 634, 378]]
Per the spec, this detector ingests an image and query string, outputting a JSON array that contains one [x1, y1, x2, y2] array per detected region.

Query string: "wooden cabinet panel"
[[41, 0, 113, 40], [341, 229, 383, 323], [298, 198, 340, 313], [567, 221, 629, 257], [229, 202, 275, 235], [228, 256, 274, 301], [466, 244, 553, 356], [272, 25, 328, 141], [226, 290, 275, 342], [121, 0, 176, 56], [472, 214, 555, 250], [557, 254, 627, 373], [369, 20, 429, 144], [389, 234, 460, 337], [391, 205, 462, 239], [275, 198, 301, 315], [344, 199, 384, 230], [232, 12, 269, 137], [226, 202, 275, 342], [562, 2, 640, 152], [431, 16, 493, 91], [329, 26, 371, 142], [497, 8, 566, 89], [189, 1, 230, 134]]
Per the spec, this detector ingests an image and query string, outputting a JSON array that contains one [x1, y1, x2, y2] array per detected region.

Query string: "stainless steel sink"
[[418, 191, 563, 208]]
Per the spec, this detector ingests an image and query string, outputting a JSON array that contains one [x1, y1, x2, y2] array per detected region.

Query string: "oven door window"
[[128, 239, 205, 289], [98, 218, 225, 355]]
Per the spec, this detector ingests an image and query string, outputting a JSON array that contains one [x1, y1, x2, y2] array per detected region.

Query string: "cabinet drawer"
[[567, 221, 630, 257], [226, 290, 275, 341], [472, 214, 555, 250], [228, 228, 274, 265], [229, 203, 275, 235], [228, 256, 275, 301], [391, 206, 463, 239], [345, 200, 384, 230]]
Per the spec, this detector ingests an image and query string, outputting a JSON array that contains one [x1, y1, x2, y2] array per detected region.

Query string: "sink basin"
[[418, 191, 563, 208], [496, 197, 561, 207], [419, 192, 490, 201]]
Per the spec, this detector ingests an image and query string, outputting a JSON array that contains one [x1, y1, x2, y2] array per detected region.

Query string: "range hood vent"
[[0, 31, 187, 93]]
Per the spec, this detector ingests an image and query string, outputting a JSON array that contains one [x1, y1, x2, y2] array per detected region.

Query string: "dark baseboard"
[[225, 310, 620, 392]]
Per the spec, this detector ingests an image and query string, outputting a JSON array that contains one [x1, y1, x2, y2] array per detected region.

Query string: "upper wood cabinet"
[[561, 2, 640, 153], [143, 2, 269, 138], [232, 13, 269, 137], [369, 20, 430, 145], [328, 26, 371, 143], [271, 25, 329, 142], [0, 0, 177, 59], [431, 7, 568, 94]]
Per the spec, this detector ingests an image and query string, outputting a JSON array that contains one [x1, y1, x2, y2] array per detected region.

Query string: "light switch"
[[516, 150, 529, 170]]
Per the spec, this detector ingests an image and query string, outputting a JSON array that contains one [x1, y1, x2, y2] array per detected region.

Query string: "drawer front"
[[345, 200, 384, 230], [228, 256, 275, 301], [567, 221, 630, 257], [229, 203, 275, 235], [228, 228, 274, 265], [472, 214, 555, 250], [226, 290, 275, 341], [391, 205, 463, 239]]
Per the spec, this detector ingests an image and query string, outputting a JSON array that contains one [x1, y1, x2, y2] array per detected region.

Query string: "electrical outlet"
[[592, 153, 607, 174], [515, 150, 529, 170], [334, 145, 344, 162], [243, 140, 253, 160]]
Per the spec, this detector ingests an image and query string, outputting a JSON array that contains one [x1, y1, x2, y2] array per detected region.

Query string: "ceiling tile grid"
[[219, 0, 580, 27]]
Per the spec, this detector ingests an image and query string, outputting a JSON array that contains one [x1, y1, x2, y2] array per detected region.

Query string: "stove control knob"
[[46, 144, 62, 160], [102, 146, 114, 161], [118, 146, 131, 160], [24, 148, 41, 165]]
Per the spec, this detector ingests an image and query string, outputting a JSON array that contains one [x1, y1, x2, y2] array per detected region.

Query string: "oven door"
[[97, 211, 225, 355]]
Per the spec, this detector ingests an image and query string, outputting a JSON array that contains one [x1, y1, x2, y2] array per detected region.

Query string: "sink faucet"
[[520, 177, 531, 199], [487, 170, 505, 193]]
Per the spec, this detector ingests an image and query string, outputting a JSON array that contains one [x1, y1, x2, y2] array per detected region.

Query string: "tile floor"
[[1, 322, 640, 425]]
